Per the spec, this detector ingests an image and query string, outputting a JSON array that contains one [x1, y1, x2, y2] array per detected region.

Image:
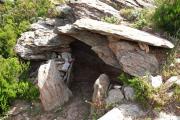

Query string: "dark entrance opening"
[[61, 40, 120, 119]]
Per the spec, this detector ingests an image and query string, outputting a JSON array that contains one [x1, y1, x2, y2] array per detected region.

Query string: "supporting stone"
[[38, 59, 72, 111], [91, 74, 110, 114], [15, 19, 75, 60]]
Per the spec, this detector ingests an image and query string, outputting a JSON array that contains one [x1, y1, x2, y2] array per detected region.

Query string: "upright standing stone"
[[91, 74, 110, 114], [38, 60, 72, 111]]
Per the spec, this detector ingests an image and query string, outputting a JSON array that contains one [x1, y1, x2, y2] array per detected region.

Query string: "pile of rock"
[[91, 74, 136, 114], [93, 73, 180, 120], [14, 0, 175, 115], [56, 18, 174, 76], [38, 52, 73, 111]]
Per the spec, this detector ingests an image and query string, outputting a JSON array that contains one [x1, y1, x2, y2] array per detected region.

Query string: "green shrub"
[[161, 31, 180, 78], [0, 0, 52, 58], [118, 74, 178, 109], [0, 0, 53, 114], [120, 8, 139, 22], [153, 0, 180, 35], [118, 74, 155, 108], [133, 9, 154, 29], [101, 16, 121, 24], [0, 57, 39, 115]]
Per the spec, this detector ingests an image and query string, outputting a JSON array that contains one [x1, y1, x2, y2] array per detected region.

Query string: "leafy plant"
[[132, 9, 154, 29], [101, 16, 121, 24], [0, 0, 53, 115], [153, 0, 180, 35], [118, 73, 178, 109], [161, 31, 180, 78], [0, 0, 52, 58], [0, 57, 39, 115], [119, 74, 155, 108], [120, 8, 139, 22], [173, 85, 180, 102]]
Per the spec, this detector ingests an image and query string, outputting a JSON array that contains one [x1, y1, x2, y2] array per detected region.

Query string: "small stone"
[[166, 76, 180, 86], [105, 89, 124, 105], [175, 58, 180, 64], [123, 86, 135, 101], [99, 104, 145, 120], [113, 85, 121, 89], [61, 62, 70, 72], [61, 52, 72, 61], [149, 75, 163, 88], [167, 91, 174, 98], [155, 112, 180, 120], [98, 108, 124, 120]]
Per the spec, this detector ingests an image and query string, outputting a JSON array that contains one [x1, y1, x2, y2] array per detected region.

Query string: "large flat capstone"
[[73, 18, 174, 48]]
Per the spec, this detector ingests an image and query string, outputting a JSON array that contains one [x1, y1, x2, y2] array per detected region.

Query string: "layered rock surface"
[[99, 104, 145, 120], [68, 0, 122, 21], [14, 0, 177, 117], [100, 0, 155, 9], [38, 59, 72, 111], [91, 74, 110, 114], [15, 0, 174, 76], [56, 18, 174, 76], [72, 18, 174, 48], [15, 18, 75, 60], [15, 15, 174, 76]]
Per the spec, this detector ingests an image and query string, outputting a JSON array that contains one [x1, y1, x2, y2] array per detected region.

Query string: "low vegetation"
[[0, 0, 53, 115], [120, 8, 139, 22], [132, 8, 154, 29], [121, 0, 180, 38], [0, 57, 39, 114], [0, 0, 52, 58], [0, 0, 179, 118], [118, 73, 179, 110], [161, 32, 180, 78], [101, 16, 121, 25], [130, 0, 180, 79], [153, 0, 180, 36]]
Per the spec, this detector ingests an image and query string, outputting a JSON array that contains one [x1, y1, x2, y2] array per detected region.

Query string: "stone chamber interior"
[[69, 40, 121, 94], [29, 40, 122, 119], [60, 40, 122, 118]]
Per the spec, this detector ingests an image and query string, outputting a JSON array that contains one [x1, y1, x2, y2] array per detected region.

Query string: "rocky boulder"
[[100, 0, 155, 9], [99, 104, 145, 120], [57, 24, 120, 69], [56, 20, 161, 76], [148, 75, 163, 88], [91, 74, 110, 114], [108, 40, 160, 76], [15, 19, 75, 60], [119, 51, 159, 76], [73, 18, 174, 48], [68, 0, 122, 21], [123, 86, 135, 101], [16, 14, 174, 77], [105, 89, 124, 105], [38, 59, 72, 111]]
